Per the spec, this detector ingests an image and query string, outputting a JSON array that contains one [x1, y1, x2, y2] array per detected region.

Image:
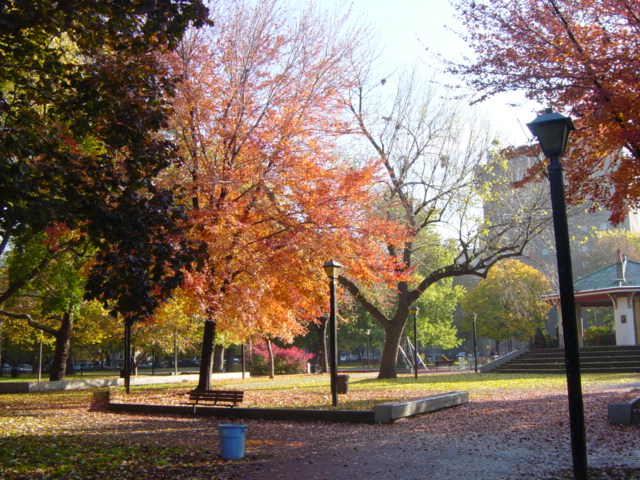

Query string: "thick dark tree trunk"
[[213, 345, 224, 372], [196, 319, 216, 391], [49, 311, 73, 381], [378, 318, 407, 379]]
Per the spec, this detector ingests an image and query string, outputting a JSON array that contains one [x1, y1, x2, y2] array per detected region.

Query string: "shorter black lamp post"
[[365, 329, 371, 367], [527, 108, 588, 480], [37, 330, 43, 382], [410, 305, 419, 378], [124, 318, 133, 394], [472, 313, 478, 373], [323, 259, 342, 407]]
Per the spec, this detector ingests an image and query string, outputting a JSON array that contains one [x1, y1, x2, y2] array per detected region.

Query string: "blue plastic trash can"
[[218, 424, 248, 459]]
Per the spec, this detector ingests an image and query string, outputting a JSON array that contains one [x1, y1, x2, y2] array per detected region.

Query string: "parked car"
[[178, 359, 200, 367], [75, 362, 97, 371], [16, 364, 33, 373]]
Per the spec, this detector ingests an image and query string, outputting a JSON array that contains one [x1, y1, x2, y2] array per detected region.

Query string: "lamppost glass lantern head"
[[410, 305, 420, 315], [526, 108, 575, 158], [323, 259, 343, 279]]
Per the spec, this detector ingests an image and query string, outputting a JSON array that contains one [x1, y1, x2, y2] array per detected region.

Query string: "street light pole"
[[173, 329, 178, 376], [323, 260, 343, 407], [410, 306, 419, 379], [365, 329, 371, 368], [527, 109, 588, 480], [38, 330, 43, 382], [472, 314, 478, 373], [124, 318, 132, 394]]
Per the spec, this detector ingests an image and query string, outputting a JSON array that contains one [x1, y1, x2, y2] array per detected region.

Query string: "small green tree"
[[460, 260, 551, 350], [0, 231, 93, 380], [414, 278, 464, 350]]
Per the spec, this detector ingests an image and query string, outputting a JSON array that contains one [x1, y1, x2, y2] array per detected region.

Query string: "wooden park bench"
[[434, 355, 455, 370], [185, 389, 244, 411]]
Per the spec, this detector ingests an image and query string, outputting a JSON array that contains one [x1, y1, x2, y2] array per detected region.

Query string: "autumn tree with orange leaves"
[[451, 0, 640, 224], [163, 0, 406, 389]]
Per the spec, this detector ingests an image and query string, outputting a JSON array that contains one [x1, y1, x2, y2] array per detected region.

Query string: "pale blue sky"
[[347, 0, 464, 62], [337, 0, 540, 144]]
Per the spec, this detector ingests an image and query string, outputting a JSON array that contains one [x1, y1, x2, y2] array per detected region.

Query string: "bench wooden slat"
[[187, 389, 244, 408]]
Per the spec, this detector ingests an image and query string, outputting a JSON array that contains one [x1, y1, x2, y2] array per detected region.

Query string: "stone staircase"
[[491, 345, 640, 374]]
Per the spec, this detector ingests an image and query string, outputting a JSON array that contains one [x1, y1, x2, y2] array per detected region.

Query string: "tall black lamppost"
[[472, 313, 478, 373], [527, 109, 588, 480], [173, 328, 178, 376], [124, 318, 133, 394], [37, 330, 43, 382], [241, 343, 246, 379], [410, 305, 419, 378], [323, 259, 342, 407]]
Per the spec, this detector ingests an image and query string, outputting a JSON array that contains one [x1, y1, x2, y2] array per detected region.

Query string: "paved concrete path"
[[226, 379, 640, 480]]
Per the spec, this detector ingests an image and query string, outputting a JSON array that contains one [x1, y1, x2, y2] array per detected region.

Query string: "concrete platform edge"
[[608, 395, 640, 425], [107, 391, 468, 424], [374, 391, 469, 423]]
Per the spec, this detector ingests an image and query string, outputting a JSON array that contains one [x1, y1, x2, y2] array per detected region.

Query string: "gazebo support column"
[[557, 304, 584, 348], [613, 295, 637, 346]]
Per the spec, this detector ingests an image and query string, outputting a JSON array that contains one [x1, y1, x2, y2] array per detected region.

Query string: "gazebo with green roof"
[[545, 251, 640, 347]]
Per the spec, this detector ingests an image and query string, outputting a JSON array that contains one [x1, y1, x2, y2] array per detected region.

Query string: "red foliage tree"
[[451, 0, 640, 223]]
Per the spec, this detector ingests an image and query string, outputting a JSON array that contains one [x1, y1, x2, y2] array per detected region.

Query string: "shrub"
[[531, 328, 559, 349], [584, 326, 615, 346], [250, 342, 314, 375]]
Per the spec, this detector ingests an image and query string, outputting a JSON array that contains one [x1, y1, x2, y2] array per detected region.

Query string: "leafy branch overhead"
[[451, 0, 640, 224], [0, 0, 210, 319]]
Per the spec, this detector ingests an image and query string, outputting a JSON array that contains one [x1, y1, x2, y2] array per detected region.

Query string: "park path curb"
[[0, 372, 248, 394]]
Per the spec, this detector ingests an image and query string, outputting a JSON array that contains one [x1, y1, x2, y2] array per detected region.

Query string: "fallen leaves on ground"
[[0, 373, 638, 479]]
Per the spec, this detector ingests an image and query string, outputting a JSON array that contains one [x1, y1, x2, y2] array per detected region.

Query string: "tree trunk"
[[312, 317, 328, 373], [213, 345, 224, 372], [196, 319, 216, 391], [224, 347, 235, 372], [49, 311, 73, 381], [0, 322, 4, 377], [266, 339, 275, 379], [378, 318, 407, 379]]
